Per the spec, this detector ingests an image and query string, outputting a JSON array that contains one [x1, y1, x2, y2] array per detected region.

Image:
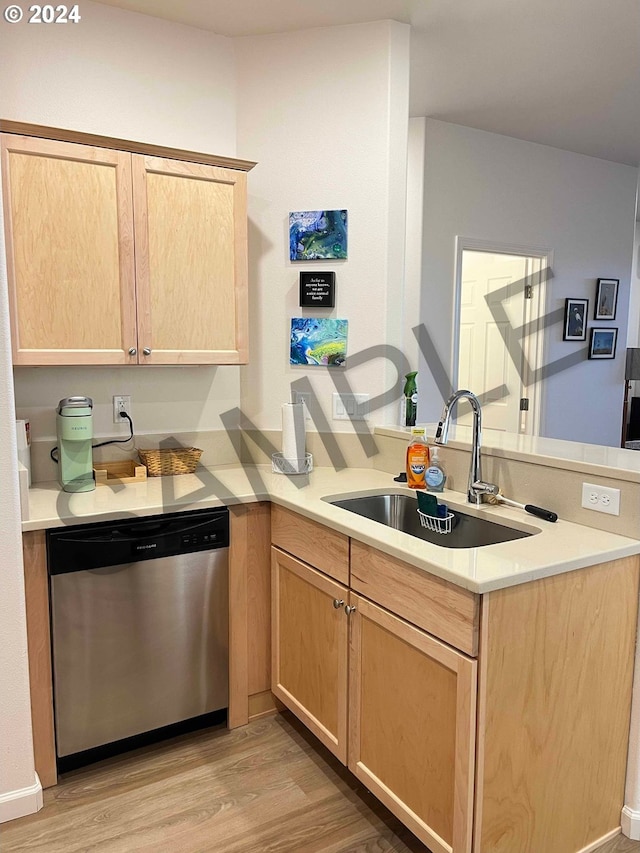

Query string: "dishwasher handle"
[[58, 515, 210, 544]]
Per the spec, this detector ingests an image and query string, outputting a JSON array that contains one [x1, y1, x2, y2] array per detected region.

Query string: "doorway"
[[453, 240, 550, 436]]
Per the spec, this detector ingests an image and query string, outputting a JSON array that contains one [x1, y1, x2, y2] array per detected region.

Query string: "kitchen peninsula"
[[21, 454, 640, 853]]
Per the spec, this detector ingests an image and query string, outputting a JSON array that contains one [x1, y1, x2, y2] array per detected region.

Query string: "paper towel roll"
[[16, 419, 31, 487], [282, 403, 305, 473]]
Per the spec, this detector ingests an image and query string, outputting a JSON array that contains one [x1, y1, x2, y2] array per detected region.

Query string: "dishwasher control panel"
[[48, 508, 230, 574], [180, 530, 224, 549]]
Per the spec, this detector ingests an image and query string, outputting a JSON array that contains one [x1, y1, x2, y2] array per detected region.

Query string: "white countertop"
[[377, 425, 640, 482], [24, 465, 640, 594]]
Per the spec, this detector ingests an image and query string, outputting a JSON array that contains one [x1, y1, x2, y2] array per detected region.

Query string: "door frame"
[[452, 237, 553, 437]]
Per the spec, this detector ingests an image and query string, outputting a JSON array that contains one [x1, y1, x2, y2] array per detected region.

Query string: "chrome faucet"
[[434, 390, 499, 505]]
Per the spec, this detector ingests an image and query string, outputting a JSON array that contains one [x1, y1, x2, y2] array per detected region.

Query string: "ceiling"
[[96, 0, 640, 166]]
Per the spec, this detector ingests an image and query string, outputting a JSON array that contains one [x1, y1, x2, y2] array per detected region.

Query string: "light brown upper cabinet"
[[1, 135, 136, 365], [1, 131, 252, 365], [132, 155, 248, 365]]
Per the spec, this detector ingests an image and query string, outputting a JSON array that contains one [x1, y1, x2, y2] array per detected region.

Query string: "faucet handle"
[[435, 419, 448, 443], [472, 481, 499, 497]]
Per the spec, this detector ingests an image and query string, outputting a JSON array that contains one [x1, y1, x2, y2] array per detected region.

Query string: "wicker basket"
[[138, 447, 203, 477]]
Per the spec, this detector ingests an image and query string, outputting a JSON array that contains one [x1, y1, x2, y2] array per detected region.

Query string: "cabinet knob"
[[344, 604, 357, 615], [332, 598, 345, 609], [128, 347, 137, 356], [142, 347, 152, 356]]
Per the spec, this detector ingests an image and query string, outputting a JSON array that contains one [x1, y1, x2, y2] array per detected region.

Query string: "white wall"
[[416, 119, 638, 447], [1, 0, 236, 154], [403, 118, 427, 378], [0, 173, 41, 821], [235, 21, 410, 432], [1, 13, 411, 816], [13, 367, 241, 442], [629, 220, 640, 348], [3, 0, 242, 456]]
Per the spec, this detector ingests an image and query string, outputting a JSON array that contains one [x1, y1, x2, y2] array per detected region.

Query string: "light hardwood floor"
[[1, 713, 425, 853], [1, 712, 638, 853]]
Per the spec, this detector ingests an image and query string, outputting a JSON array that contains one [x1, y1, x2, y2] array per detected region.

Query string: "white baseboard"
[[622, 805, 640, 839], [0, 773, 43, 824]]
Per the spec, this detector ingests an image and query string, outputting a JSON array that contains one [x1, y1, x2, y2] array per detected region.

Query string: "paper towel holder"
[[272, 452, 314, 475]]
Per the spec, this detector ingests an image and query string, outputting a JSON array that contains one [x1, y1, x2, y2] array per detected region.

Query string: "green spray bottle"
[[403, 372, 418, 427]]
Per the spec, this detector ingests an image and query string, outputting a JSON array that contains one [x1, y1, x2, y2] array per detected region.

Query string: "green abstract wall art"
[[290, 318, 348, 367], [289, 210, 348, 260]]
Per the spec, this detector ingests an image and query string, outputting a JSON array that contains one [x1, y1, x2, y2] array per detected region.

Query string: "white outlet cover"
[[581, 482, 620, 516], [112, 395, 132, 424]]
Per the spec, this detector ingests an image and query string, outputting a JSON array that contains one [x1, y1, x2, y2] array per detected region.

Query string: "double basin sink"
[[327, 493, 533, 549]]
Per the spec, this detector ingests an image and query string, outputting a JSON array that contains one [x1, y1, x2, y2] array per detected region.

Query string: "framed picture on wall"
[[563, 298, 588, 341], [594, 278, 618, 320], [588, 327, 618, 359]]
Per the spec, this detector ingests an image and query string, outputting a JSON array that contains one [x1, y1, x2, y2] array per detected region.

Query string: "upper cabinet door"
[[132, 155, 249, 365], [1, 134, 137, 365]]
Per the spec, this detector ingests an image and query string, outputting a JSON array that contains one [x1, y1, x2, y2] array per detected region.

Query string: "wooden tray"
[[94, 460, 147, 485]]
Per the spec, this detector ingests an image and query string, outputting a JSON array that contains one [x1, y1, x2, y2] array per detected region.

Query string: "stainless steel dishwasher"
[[48, 508, 229, 768]]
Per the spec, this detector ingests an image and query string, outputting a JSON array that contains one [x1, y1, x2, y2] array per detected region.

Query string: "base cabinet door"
[[348, 593, 477, 853], [271, 547, 348, 763]]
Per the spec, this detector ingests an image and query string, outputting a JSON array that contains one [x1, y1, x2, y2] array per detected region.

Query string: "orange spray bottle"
[[406, 427, 429, 489]]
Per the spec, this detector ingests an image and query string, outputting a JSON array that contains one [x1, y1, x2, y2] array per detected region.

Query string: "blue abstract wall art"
[[290, 318, 348, 367], [289, 210, 348, 261]]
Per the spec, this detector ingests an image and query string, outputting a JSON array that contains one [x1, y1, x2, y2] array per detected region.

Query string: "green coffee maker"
[[56, 396, 95, 493]]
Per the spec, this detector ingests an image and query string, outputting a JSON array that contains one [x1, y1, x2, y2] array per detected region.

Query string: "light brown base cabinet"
[[20, 503, 640, 853], [271, 505, 640, 853]]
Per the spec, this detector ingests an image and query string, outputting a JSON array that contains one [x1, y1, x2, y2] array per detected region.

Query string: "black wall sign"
[[299, 271, 335, 308]]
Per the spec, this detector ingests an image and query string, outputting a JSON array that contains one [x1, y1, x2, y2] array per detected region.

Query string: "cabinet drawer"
[[350, 541, 479, 656], [271, 505, 349, 584]]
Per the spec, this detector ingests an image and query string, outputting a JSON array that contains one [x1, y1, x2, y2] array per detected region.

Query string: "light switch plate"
[[332, 392, 369, 421]]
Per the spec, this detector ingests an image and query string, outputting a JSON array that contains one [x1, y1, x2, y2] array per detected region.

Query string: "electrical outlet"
[[112, 395, 132, 424], [581, 482, 620, 516], [293, 391, 312, 421], [332, 392, 370, 421]]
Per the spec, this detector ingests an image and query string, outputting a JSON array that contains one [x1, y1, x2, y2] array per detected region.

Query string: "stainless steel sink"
[[329, 493, 532, 549]]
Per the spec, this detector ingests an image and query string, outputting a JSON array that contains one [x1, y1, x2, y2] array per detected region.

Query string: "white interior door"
[[457, 250, 532, 433]]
